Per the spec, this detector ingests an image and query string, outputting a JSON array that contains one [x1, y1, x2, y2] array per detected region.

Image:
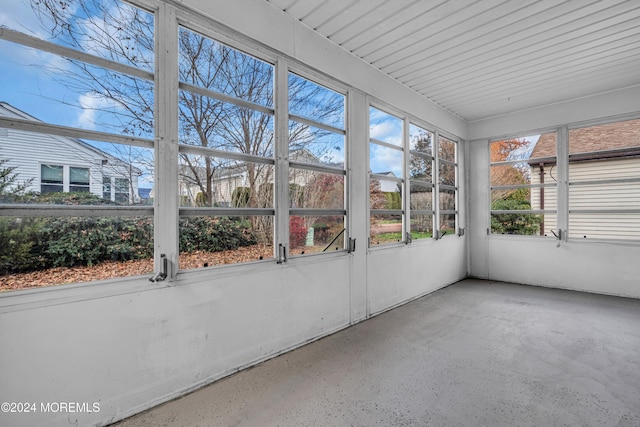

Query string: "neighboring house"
[[179, 148, 333, 207], [375, 171, 401, 193], [179, 161, 261, 207], [0, 102, 141, 203], [530, 119, 640, 239]]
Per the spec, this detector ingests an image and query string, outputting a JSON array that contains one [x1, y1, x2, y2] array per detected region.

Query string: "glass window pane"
[[289, 215, 345, 254], [289, 121, 344, 167], [41, 165, 63, 183], [569, 181, 640, 209], [179, 27, 273, 107], [0, 215, 153, 291], [491, 133, 556, 163], [410, 180, 432, 211], [1, 1, 154, 135], [370, 214, 403, 245], [288, 74, 344, 129], [410, 153, 432, 180], [439, 188, 456, 211], [409, 124, 433, 154], [179, 156, 274, 208], [410, 213, 432, 240], [491, 212, 545, 236], [490, 164, 531, 186], [491, 189, 533, 206], [569, 118, 640, 156], [2, 51, 154, 137], [103, 177, 112, 199], [179, 91, 275, 156], [370, 107, 402, 146], [439, 214, 456, 236], [6, 0, 154, 71], [569, 213, 640, 240], [290, 170, 344, 210], [439, 163, 456, 186], [36, 140, 151, 205], [69, 167, 90, 193], [438, 136, 456, 162], [179, 215, 274, 271], [114, 178, 130, 203], [370, 144, 402, 176], [370, 178, 402, 209], [568, 119, 640, 241]]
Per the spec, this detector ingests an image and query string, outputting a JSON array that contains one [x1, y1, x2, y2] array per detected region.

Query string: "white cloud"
[[370, 144, 402, 176], [370, 120, 401, 143], [76, 92, 120, 129]]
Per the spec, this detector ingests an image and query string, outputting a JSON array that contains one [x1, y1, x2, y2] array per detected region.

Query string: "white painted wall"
[[0, 2, 467, 426], [468, 87, 640, 299]]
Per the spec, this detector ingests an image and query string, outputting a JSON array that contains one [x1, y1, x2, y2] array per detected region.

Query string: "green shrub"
[[18, 191, 111, 205], [384, 191, 401, 210], [178, 216, 256, 253], [39, 216, 154, 267], [490, 198, 541, 235], [0, 217, 47, 274]]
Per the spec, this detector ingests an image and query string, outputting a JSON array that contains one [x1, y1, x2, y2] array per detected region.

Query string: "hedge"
[[0, 215, 256, 275]]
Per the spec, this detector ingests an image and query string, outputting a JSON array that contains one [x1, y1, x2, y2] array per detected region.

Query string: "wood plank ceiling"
[[265, 0, 640, 122]]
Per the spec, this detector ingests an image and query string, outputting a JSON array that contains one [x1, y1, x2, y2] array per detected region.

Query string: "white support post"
[[153, 3, 179, 279], [348, 90, 368, 322], [557, 125, 569, 242]]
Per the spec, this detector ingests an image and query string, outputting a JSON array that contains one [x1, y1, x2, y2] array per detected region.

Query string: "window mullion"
[[402, 117, 410, 242], [154, 3, 179, 279], [433, 129, 441, 236], [557, 126, 569, 241], [274, 58, 289, 260]]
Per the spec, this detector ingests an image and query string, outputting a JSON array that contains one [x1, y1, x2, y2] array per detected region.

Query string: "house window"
[[490, 132, 557, 236], [69, 167, 90, 192], [103, 177, 112, 199], [42, 165, 90, 194], [114, 178, 130, 203], [568, 118, 640, 241], [369, 107, 404, 246], [41, 164, 64, 193]]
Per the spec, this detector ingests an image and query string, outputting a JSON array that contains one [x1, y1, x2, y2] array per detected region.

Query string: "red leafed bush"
[[289, 216, 308, 248]]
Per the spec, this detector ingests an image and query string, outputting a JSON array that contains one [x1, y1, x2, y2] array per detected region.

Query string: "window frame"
[[488, 130, 559, 238], [0, 0, 156, 290], [368, 102, 462, 247], [368, 104, 405, 247], [566, 117, 640, 243], [435, 133, 459, 239], [286, 68, 348, 257]]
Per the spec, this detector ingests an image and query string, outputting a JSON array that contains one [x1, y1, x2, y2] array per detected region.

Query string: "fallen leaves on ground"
[[0, 245, 279, 293]]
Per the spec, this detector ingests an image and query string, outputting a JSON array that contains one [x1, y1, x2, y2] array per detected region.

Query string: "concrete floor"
[[113, 279, 640, 426]]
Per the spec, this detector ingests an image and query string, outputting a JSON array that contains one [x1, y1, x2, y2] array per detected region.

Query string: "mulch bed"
[[0, 245, 277, 293]]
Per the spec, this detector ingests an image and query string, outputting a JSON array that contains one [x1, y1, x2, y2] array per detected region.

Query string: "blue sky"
[[369, 107, 403, 176], [0, 0, 83, 127], [2, 1, 406, 183]]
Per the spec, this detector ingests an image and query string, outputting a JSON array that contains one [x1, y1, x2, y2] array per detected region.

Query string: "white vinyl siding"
[[568, 157, 640, 240], [0, 119, 140, 201]]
